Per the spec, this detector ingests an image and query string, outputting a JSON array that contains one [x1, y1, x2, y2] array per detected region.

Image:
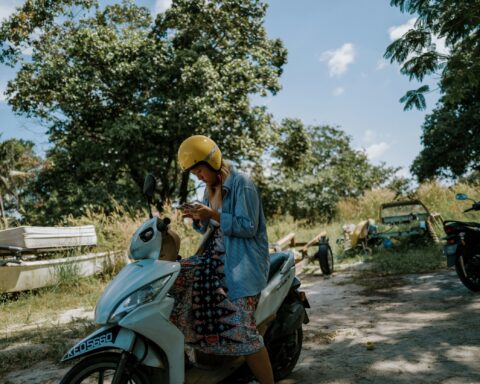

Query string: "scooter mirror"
[[143, 174, 156, 198], [455, 193, 468, 200]]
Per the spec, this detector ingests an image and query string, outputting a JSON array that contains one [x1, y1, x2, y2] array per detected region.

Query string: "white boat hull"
[[0, 251, 126, 293]]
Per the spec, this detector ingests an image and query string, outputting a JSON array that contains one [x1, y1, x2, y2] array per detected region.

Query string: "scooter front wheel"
[[60, 352, 150, 384]]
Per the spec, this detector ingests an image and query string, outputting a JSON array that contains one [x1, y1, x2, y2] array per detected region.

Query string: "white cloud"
[[333, 87, 344, 96], [320, 43, 355, 77], [153, 0, 172, 15], [388, 18, 416, 41], [376, 58, 388, 70], [365, 142, 390, 160]]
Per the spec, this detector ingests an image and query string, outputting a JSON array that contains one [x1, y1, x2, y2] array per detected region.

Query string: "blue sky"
[[0, 0, 440, 177]]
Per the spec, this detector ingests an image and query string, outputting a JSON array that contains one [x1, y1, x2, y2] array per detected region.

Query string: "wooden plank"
[[298, 231, 327, 257], [269, 232, 295, 252]]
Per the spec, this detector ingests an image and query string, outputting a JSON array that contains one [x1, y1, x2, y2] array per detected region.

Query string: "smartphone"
[[179, 203, 197, 210]]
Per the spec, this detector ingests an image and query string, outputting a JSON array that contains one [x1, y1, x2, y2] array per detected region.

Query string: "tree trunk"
[[179, 171, 190, 204], [0, 194, 7, 229]]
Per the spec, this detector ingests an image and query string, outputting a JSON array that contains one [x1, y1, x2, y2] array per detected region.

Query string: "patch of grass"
[[336, 253, 367, 265], [53, 260, 82, 287], [342, 245, 445, 294], [367, 245, 446, 275], [0, 318, 97, 376], [0, 278, 106, 329]]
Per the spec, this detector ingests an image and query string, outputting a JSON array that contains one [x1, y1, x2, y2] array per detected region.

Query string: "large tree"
[[0, 0, 286, 223], [0, 137, 41, 227], [254, 119, 398, 221], [384, 0, 480, 180]]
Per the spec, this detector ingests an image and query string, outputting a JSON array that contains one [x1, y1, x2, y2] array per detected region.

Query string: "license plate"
[[443, 244, 457, 256], [443, 244, 457, 267]]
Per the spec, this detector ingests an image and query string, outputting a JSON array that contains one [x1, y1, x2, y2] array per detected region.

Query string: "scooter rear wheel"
[[268, 327, 303, 381], [60, 352, 150, 384], [455, 255, 480, 292]]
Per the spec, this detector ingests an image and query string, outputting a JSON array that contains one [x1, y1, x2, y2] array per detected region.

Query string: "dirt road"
[[279, 268, 480, 384], [3, 267, 480, 383]]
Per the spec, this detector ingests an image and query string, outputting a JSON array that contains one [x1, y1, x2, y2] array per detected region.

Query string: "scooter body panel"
[[95, 259, 180, 324], [255, 251, 296, 324], [61, 326, 135, 362], [120, 297, 185, 384], [61, 325, 166, 369], [128, 217, 163, 260]]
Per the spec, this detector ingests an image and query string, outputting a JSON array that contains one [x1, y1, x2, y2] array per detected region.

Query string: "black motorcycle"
[[443, 193, 480, 292]]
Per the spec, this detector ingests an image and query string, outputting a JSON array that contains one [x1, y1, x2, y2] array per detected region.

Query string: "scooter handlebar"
[[464, 202, 480, 213], [156, 217, 171, 231]]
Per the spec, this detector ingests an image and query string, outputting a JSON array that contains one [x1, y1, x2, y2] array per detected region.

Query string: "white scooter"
[[60, 174, 310, 384]]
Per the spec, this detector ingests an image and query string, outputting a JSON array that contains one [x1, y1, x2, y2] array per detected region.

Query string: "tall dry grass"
[[63, 204, 147, 253], [51, 181, 480, 262], [65, 204, 201, 258], [32, 180, 480, 271], [336, 182, 480, 224], [261, 182, 480, 275], [336, 189, 396, 224]]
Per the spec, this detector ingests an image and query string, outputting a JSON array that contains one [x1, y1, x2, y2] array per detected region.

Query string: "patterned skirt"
[[169, 229, 263, 356]]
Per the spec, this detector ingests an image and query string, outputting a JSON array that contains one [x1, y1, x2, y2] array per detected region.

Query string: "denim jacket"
[[193, 168, 270, 300]]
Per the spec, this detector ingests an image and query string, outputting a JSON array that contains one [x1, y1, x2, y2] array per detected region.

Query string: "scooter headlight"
[[109, 275, 172, 323]]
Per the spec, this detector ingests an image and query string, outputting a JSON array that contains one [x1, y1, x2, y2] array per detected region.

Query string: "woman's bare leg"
[[245, 346, 274, 384]]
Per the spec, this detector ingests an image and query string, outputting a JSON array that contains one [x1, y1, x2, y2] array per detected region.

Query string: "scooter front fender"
[[119, 298, 185, 384], [62, 326, 133, 362], [61, 326, 164, 369]]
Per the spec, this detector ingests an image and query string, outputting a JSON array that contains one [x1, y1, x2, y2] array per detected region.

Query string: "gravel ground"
[[278, 268, 480, 384], [3, 267, 480, 384]]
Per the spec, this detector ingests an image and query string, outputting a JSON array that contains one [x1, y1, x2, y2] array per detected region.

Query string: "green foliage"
[[0, 137, 42, 227], [399, 85, 429, 110], [272, 118, 312, 171], [0, 0, 286, 223], [255, 119, 398, 222], [410, 96, 480, 181], [386, 0, 480, 95], [386, 0, 480, 180]]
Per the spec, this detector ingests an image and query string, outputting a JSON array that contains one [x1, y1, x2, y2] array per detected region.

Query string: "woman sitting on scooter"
[[171, 134, 274, 384]]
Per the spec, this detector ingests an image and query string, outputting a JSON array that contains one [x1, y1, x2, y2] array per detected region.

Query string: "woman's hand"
[[183, 203, 220, 222]]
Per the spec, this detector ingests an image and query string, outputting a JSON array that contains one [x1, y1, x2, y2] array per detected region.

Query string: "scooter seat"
[[268, 252, 290, 281]]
